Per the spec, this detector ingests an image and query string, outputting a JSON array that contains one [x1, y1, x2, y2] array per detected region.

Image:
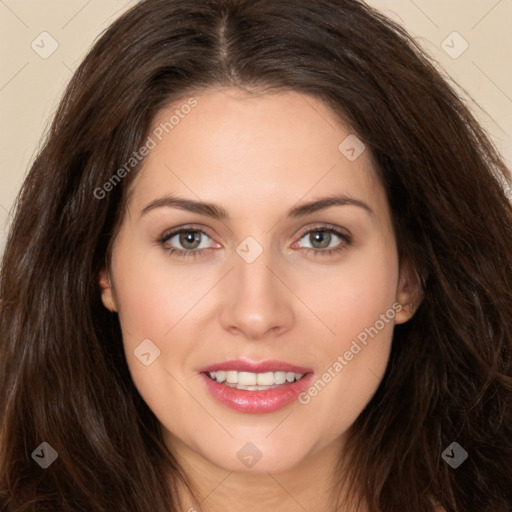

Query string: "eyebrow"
[[140, 193, 374, 219]]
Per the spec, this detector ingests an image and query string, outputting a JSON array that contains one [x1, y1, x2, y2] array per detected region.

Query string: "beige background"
[[1, 0, 511, 258]]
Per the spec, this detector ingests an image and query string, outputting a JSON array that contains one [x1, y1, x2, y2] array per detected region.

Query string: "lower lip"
[[200, 373, 315, 413]]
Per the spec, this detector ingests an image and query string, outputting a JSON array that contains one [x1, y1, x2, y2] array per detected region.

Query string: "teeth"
[[274, 371, 286, 384], [257, 372, 274, 385], [226, 371, 237, 384], [239, 371, 257, 385], [207, 370, 305, 389]]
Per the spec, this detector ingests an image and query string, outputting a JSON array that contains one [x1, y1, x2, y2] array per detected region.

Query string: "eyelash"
[[158, 224, 352, 260]]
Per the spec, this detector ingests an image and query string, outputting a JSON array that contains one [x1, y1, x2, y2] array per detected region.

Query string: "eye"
[[294, 225, 352, 257], [158, 225, 217, 260], [158, 224, 352, 260]]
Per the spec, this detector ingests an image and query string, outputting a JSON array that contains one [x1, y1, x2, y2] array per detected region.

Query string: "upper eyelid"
[[159, 224, 214, 243], [299, 224, 351, 237]]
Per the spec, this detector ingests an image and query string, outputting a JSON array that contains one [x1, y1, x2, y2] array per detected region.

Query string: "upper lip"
[[199, 359, 313, 374]]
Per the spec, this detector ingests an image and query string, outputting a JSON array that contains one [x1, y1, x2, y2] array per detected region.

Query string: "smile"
[[206, 370, 305, 390], [199, 360, 314, 413]]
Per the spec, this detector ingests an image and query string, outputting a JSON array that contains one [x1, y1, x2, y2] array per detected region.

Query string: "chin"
[[198, 438, 310, 474]]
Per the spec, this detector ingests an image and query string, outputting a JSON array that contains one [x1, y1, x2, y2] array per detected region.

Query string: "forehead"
[[126, 88, 384, 217]]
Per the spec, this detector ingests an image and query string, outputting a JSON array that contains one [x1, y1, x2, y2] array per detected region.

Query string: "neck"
[[166, 432, 365, 512]]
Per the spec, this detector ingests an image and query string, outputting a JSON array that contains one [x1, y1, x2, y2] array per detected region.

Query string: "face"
[[99, 88, 419, 475]]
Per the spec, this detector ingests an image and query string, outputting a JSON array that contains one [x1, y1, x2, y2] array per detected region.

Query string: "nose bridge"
[[219, 235, 294, 338], [229, 229, 268, 274], [233, 237, 280, 306], [251, 262, 279, 294]]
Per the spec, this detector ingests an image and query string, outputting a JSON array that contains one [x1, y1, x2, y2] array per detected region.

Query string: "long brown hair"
[[1, 0, 511, 510]]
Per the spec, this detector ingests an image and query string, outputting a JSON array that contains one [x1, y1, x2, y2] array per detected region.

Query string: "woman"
[[1, 0, 511, 511]]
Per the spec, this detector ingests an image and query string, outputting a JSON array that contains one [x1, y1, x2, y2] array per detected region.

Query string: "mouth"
[[198, 359, 314, 413], [205, 370, 306, 390]]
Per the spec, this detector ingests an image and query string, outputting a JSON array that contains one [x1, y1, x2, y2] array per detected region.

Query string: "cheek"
[[110, 252, 196, 426], [109, 245, 213, 390], [303, 233, 399, 343], [111, 241, 205, 339], [295, 237, 398, 432]]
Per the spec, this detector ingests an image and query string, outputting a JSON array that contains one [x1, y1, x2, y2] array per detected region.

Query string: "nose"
[[219, 246, 295, 341]]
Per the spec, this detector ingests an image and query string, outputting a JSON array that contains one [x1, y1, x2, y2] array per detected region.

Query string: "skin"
[[99, 88, 422, 512]]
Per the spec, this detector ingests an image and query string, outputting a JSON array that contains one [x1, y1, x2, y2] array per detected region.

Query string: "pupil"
[[181, 231, 200, 249], [313, 230, 330, 249]]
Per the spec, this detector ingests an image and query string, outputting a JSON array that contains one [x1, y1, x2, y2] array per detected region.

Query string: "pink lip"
[[198, 359, 315, 414], [198, 359, 312, 374]]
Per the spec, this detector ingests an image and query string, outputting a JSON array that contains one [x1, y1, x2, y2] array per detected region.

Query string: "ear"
[[98, 264, 118, 312], [394, 261, 424, 324]]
